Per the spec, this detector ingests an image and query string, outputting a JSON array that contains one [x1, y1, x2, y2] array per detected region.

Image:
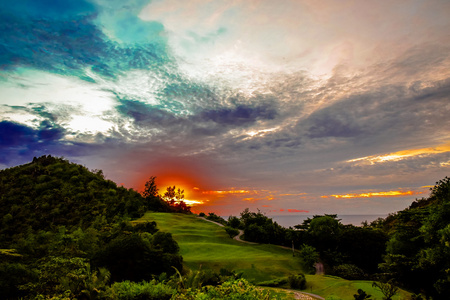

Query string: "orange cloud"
[[347, 141, 450, 164], [279, 193, 307, 196], [287, 209, 309, 213], [202, 189, 252, 195], [322, 190, 417, 199]]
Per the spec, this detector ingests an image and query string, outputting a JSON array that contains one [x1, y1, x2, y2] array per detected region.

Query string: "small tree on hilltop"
[[162, 186, 190, 213], [143, 176, 158, 198], [372, 280, 398, 300], [164, 186, 176, 205]]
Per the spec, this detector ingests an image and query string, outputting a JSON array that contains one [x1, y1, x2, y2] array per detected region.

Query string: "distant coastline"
[[267, 214, 388, 227]]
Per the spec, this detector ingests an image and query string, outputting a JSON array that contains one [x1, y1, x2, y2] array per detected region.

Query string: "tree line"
[[203, 177, 450, 299]]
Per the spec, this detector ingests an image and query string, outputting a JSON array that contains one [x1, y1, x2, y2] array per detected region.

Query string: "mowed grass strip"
[[134, 213, 412, 299], [305, 275, 411, 300], [134, 212, 304, 283]]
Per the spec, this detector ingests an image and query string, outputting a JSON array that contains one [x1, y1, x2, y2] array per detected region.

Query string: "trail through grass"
[[135, 212, 303, 283], [135, 212, 412, 299]]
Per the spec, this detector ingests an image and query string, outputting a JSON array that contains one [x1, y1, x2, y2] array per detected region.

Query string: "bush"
[[224, 226, 240, 238], [288, 273, 306, 289], [258, 277, 288, 287], [227, 216, 242, 228], [298, 244, 319, 274], [354, 288, 372, 300], [173, 278, 271, 300], [333, 264, 365, 280], [105, 280, 176, 300]]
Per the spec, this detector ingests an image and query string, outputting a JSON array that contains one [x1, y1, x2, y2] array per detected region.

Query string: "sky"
[[1, 0, 450, 217]]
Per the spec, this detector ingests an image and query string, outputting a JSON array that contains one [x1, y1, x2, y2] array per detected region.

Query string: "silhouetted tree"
[[143, 176, 158, 198]]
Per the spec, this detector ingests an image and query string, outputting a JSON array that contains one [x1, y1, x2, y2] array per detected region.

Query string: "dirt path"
[[197, 217, 325, 300], [197, 217, 257, 244], [293, 291, 325, 300], [268, 288, 325, 300], [232, 228, 257, 244]]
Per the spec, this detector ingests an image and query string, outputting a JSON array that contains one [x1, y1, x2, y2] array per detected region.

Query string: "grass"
[[134, 212, 412, 299], [134, 212, 304, 283], [305, 275, 412, 299]]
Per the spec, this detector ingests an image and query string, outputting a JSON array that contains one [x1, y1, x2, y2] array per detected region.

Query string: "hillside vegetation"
[[134, 212, 304, 283], [0, 156, 183, 299], [0, 156, 448, 299], [137, 212, 412, 300]]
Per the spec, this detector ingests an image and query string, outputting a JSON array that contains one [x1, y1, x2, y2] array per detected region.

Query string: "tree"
[[143, 176, 159, 198], [372, 280, 398, 300], [224, 226, 239, 238], [175, 187, 185, 202], [227, 216, 241, 228], [298, 244, 320, 274], [164, 186, 176, 205]]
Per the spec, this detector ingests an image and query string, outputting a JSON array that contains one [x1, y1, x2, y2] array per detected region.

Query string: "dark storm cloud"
[[199, 103, 277, 126], [115, 93, 280, 139], [0, 120, 66, 163]]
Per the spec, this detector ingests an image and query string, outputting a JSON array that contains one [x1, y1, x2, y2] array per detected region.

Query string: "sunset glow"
[[323, 190, 417, 199], [1, 0, 450, 216], [347, 142, 450, 164]]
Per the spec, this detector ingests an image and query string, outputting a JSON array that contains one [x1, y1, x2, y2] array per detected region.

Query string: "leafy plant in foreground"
[[354, 288, 372, 300]]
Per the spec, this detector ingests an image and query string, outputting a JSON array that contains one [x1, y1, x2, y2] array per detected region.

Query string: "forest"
[[0, 155, 449, 299]]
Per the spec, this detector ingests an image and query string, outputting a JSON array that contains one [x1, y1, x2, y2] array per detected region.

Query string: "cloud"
[[198, 102, 277, 126], [0, 4, 168, 80], [287, 209, 309, 213], [347, 142, 450, 165], [0, 120, 66, 163], [322, 190, 418, 199]]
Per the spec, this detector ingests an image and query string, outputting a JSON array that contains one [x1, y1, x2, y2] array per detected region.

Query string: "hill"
[[135, 212, 412, 300], [0, 156, 183, 299], [0, 155, 146, 242], [134, 212, 304, 283]]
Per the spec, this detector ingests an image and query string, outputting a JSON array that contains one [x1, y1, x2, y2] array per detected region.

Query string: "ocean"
[[268, 214, 388, 228]]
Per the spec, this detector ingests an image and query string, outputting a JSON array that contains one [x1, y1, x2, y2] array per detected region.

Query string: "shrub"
[[372, 280, 399, 300], [354, 288, 372, 300], [258, 277, 288, 287], [288, 273, 307, 289], [333, 264, 365, 280], [298, 244, 319, 274], [227, 216, 242, 228], [173, 279, 271, 300], [105, 280, 176, 300], [224, 226, 239, 238]]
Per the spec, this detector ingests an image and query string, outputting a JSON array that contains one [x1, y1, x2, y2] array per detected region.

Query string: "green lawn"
[[134, 212, 304, 283], [134, 212, 412, 299], [305, 275, 412, 299]]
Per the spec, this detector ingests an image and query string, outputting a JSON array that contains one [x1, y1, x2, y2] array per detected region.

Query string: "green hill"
[[135, 212, 412, 300], [0, 155, 146, 241], [134, 212, 304, 283]]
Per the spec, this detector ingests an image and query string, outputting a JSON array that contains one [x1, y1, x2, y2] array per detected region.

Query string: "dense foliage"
[[224, 209, 387, 278], [0, 155, 146, 239], [2, 156, 449, 299], [376, 177, 450, 298], [0, 156, 183, 299], [220, 177, 450, 299]]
